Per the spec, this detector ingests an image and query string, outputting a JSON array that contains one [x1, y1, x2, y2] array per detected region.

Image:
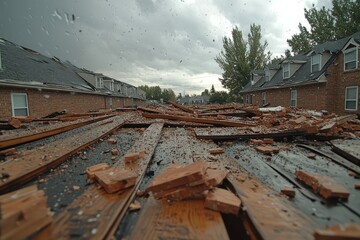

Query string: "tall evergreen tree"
[[288, 0, 360, 54]]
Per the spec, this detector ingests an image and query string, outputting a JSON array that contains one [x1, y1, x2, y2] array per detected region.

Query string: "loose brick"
[[255, 145, 280, 155], [262, 138, 275, 144], [250, 139, 263, 145], [111, 149, 119, 155], [205, 188, 241, 215], [124, 152, 140, 163], [107, 138, 117, 144], [8, 118, 22, 129]]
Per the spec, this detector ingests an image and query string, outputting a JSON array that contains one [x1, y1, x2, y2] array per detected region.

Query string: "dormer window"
[[265, 69, 270, 82], [344, 47, 358, 71], [109, 81, 114, 91], [283, 63, 290, 79], [96, 77, 104, 88], [311, 54, 321, 72]]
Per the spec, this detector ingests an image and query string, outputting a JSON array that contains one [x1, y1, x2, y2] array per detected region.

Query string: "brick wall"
[[243, 49, 360, 115], [0, 87, 144, 120]]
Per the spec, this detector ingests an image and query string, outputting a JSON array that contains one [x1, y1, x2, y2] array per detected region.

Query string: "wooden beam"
[[35, 123, 164, 240], [0, 115, 111, 150], [168, 101, 195, 114], [142, 113, 255, 127], [0, 115, 131, 194]]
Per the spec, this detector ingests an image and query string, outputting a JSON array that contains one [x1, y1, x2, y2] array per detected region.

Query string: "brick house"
[[240, 31, 360, 115], [0, 38, 145, 120]]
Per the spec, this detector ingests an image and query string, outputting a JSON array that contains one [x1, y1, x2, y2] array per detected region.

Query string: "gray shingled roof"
[[241, 31, 360, 94], [0, 38, 94, 91]]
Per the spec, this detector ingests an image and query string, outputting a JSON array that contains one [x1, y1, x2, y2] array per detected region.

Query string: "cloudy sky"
[[0, 0, 331, 95]]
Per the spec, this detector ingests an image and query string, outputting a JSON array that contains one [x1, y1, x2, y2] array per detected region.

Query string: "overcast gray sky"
[[0, 0, 331, 95]]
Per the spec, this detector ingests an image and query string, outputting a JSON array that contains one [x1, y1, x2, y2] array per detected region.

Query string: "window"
[[245, 94, 253, 104], [262, 92, 266, 106], [117, 84, 122, 93], [290, 89, 297, 107], [345, 86, 358, 111], [96, 77, 104, 88], [283, 63, 290, 79], [109, 81, 114, 91], [11, 93, 29, 116], [109, 97, 113, 109], [344, 47, 358, 71], [311, 54, 321, 72]]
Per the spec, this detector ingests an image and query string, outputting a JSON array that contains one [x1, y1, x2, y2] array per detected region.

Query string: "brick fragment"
[[313, 223, 360, 240], [8, 118, 22, 129], [262, 138, 275, 144], [355, 184, 360, 190], [281, 188, 296, 198], [348, 171, 356, 177], [295, 170, 349, 200], [255, 145, 280, 155], [205, 188, 241, 215], [94, 167, 137, 193], [209, 148, 224, 154], [250, 139, 263, 145], [86, 163, 110, 179], [289, 116, 307, 125], [111, 149, 119, 155]]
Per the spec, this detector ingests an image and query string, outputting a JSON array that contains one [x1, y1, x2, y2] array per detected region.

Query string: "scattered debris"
[[94, 167, 137, 193], [313, 223, 360, 240], [86, 163, 110, 180], [281, 188, 296, 198], [209, 148, 224, 154], [111, 149, 119, 155], [107, 138, 117, 144], [129, 200, 141, 211]]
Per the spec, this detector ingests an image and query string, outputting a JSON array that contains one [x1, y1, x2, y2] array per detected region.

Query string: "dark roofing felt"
[[241, 31, 360, 93], [0, 38, 93, 91]]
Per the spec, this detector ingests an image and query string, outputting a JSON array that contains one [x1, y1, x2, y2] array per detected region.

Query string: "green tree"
[[210, 85, 215, 95], [215, 24, 271, 95], [201, 89, 210, 96], [288, 0, 360, 54], [209, 91, 230, 104]]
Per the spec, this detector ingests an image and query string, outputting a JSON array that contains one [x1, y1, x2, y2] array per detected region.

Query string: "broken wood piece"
[[209, 148, 224, 154], [0, 147, 17, 156], [129, 200, 141, 211], [249, 139, 264, 145], [8, 118, 22, 129], [0, 185, 52, 240], [168, 100, 195, 114], [262, 138, 275, 144], [124, 152, 140, 163], [86, 163, 111, 180], [281, 188, 296, 198], [204, 187, 241, 215], [154, 183, 209, 201], [313, 223, 360, 240], [146, 161, 208, 193], [295, 170, 350, 200], [94, 167, 137, 193]]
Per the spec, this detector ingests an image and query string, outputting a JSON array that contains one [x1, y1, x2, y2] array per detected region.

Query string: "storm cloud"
[[0, 0, 331, 95]]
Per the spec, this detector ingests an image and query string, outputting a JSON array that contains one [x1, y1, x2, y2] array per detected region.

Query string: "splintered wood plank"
[[0, 114, 131, 193], [0, 115, 111, 149], [35, 123, 164, 240], [168, 100, 195, 114], [228, 174, 315, 240], [128, 197, 229, 240], [194, 127, 306, 141], [143, 113, 255, 127], [205, 187, 241, 215]]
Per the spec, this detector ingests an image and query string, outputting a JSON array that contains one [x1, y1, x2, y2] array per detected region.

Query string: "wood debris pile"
[[145, 161, 241, 215], [0, 185, 52, 239]]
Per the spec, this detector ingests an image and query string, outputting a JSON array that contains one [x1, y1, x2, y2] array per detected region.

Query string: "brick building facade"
[[241, 32, 360, 116], [0, 38, 145, 120]]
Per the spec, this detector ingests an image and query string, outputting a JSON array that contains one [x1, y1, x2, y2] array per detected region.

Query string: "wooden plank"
[[168, 100, 195, 114], [331, 139, 360, 166], [35, 123, 164, 240], [313, 223, 360, 240], [0, 115, 111, 149], [204, 187, 241, 215], [194, 127, 306, 140], [0, 115, 131, 193], [228, 174, 315, 240], [128, 196, 229, 240], [143, 113, 255, 127]]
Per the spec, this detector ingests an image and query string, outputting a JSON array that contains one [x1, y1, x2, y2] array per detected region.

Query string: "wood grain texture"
[[129, 197, 229, 240], [35, 123, 164, 240]]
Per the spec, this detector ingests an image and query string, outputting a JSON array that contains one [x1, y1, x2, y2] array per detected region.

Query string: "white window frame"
[[311, 54, 321, 72], [245, 94, 249, 104], [11, 93, 29, 116], [344, 47, 358, 71], [265, 69, 270, 82], [283, 63, 290, 79], [96, 77, 104, 88], [262, 92, 266, 106], [290, 89, 297, 108], [109, 81, 114, 91], [345, 86, 358, 111]]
